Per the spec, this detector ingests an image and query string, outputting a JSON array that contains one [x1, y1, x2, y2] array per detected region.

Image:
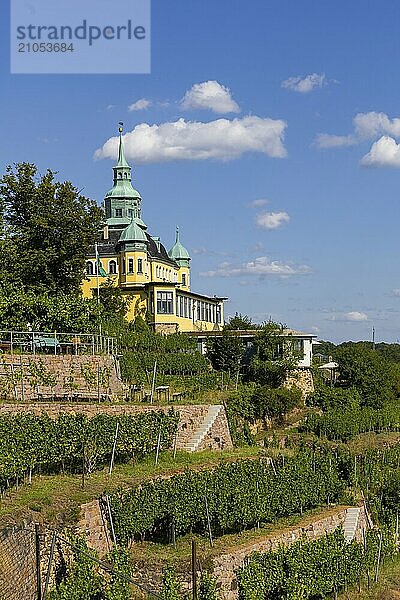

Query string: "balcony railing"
[[0, 330, 116, 356]]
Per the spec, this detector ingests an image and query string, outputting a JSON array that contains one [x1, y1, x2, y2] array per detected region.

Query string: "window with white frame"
[[109, 260, 117, 275], [157, 291, 174, 314]]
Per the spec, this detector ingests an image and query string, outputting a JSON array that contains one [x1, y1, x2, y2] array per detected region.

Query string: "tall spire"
[[116, 122, 130, 168], [104, 123, 143, 226]]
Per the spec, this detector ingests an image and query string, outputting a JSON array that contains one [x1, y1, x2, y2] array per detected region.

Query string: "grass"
[[338, 554, 400, 599], [0, 446, 263, 528], [125, 505, 354, 598], [347, 431, 400, 454], [128, 504, 348, 567]]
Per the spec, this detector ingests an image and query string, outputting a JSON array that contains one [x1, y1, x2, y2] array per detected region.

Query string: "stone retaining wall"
[[285, 368, 314, 399], [0, 354, 125, 402], [213, 505, 370, 599], [0, 403, 233, 451], [0, 504, 370, 600]]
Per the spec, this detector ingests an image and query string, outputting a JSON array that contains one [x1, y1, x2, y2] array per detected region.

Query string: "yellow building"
[[82, 127, 226, 333]]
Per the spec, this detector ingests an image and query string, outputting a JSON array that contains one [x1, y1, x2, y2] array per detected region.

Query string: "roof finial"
[[176, 226, 180, 242], [118, 121, 124, 134]]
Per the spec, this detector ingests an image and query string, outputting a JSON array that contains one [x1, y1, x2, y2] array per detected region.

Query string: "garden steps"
[[183, 404, 224, 452], [343, 507, 361, 543]]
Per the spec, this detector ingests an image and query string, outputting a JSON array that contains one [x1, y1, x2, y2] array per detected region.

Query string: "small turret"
[[169, 227, 190, 267]]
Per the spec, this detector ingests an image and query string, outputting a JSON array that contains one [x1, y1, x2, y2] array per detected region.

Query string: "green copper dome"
[[119, 218, 147, 243], [105, 181, 141, 199], [169, 227, 190, 260]]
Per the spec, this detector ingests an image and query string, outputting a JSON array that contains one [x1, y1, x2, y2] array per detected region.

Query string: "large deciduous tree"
[[0, 162, 104, 294]]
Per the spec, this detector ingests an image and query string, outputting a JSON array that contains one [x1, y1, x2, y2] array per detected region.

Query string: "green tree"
[[247, 321, 299, 387], [335, 343, 397, 407], [0, 162, 104, 294], [206, 330, 245, 374], [0, 287, 102, 332], [252, 385, 302, 424], [225, 313, 258, 330]]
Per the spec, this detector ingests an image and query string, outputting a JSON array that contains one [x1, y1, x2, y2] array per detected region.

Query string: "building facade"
[[192, 329, 316, 368], [82, 128, 226, 332]]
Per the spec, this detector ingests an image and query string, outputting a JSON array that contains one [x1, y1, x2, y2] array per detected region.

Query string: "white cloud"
[[192, 248, 231, 257], [181, 80, 240, 113], [200, 256, 311, 278], [256, 211, 290, 230], [315, 133, 356, 149], [360, 136, 400, 168], [128, 98, 151, 112], [282, 73, 326, 93], [353, 112, 400, 138], [392, 289, 400, 297], [316, 111, 400, 149], [94, 116, 287, 164], [344, 311, 368, 322], [248, 198, 269, 208]]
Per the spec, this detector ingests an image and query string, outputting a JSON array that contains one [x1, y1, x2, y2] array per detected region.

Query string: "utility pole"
[[372, 326, 376, 350]]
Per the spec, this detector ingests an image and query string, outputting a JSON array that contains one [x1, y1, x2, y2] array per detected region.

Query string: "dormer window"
[[115, 208, 123, 218]]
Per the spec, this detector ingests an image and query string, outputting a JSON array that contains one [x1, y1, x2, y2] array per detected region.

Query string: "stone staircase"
[[183, 405, 224, 452], [343, 507, 361, 543]]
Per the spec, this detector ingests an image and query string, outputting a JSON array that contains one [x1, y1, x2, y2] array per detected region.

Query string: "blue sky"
[[2, 0, 400, 342]]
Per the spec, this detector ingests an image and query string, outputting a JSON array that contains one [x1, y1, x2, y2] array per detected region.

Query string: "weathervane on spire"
[[118, 121, 124, 134]]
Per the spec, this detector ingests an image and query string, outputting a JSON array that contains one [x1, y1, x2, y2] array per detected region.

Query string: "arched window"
[[109, 260, 117, 275], [124, 173, 128, 179], [86, 261, 94, 276]]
